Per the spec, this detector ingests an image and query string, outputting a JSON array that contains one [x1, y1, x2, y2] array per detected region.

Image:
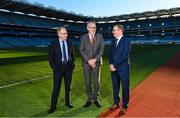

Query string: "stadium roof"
[[0, 0, 180, 23], [0, 0, 91, 22], [96, 7, 180, 23]]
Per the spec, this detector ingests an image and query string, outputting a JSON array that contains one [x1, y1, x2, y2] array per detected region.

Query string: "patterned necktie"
[[90, 34, 94, 47], [62, 41, 67, 63]]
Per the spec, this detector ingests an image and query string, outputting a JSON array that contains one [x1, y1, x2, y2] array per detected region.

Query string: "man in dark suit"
[[109, 24, 131, 115], [48, 27, 75, 114], [79, 21, 104, 108]]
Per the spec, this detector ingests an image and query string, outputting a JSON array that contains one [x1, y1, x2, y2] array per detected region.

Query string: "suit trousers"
[[50, 63, 73, 108], [83, 64, 101, 101], [111, 71, 129, 108]]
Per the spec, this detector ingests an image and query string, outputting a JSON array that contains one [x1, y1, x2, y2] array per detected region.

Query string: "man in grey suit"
[[79, 21, 104, 108]]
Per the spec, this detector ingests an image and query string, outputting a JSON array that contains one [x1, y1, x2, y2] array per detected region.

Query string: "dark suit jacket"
[[109, 36, 131, 80], [79, 33, 104, 66], [48, 39, 75, 70]]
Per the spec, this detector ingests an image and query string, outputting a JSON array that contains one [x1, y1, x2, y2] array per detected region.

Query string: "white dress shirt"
[[116, 35, 123, 47]]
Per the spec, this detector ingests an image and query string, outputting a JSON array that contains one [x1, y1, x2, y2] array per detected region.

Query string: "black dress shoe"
[[65, 103, 74, 108], [48, 107, 56, 114], [94, 100, 102, 108], [83, 101, 93, 107]]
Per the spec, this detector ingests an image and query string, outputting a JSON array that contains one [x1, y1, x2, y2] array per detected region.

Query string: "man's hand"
[[109, 64, 116, 72], [88, 58, 97, 68], [88, 59, 93, 65], [91, 63, 96, 68], [91, 58, 97, 64]]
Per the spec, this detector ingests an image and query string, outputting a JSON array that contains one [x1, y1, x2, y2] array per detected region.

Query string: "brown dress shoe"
[[119, 108, 128, 115], [109, 104, 120, 110]]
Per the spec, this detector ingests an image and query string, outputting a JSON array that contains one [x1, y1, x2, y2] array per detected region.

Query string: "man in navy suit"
[[48, 27, 75, 114], [109, 24, 131, 115]]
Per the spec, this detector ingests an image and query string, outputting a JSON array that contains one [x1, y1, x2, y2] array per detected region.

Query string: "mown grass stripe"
[[0, 76, 50, 89]]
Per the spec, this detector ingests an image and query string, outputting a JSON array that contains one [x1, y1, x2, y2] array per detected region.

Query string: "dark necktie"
[[115, 39, 118, 47], [62, 41, 67, 63]]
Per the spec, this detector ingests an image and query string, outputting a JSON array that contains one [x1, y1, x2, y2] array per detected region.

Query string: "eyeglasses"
[[113, 29, 120, 32], [88, 27, 96, 29], [59, 33, 67, 35]]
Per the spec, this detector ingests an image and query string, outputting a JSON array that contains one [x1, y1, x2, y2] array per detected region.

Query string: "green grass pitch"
[[0, 45, 179, 117]]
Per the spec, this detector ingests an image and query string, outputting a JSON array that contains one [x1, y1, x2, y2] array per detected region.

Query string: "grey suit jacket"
[[79, 33, 104, 66]]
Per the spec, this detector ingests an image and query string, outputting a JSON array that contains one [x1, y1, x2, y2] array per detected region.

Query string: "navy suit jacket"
[[48, 39, 75, 70], [109, 36, 131, 80]]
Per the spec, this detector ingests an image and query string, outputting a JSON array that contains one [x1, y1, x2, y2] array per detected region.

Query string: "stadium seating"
[[0, 8, 180, 48]]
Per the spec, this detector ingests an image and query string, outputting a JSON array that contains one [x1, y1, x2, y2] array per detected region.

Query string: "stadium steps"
[[1, 37, 29, 47], [0, 38, 14, 48], [16, 38, 34, 47], [0, 39, 12, 48]]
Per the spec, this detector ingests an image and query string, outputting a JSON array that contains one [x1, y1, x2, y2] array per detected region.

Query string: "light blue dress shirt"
[[59, 39, 69, 62]]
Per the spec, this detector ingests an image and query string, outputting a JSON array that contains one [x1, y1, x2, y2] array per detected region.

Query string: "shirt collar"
[[115, 35, 123, 46], [59, 39, 66, 42], [117, 35, 123, 40], [89, 33, 95, 38]]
